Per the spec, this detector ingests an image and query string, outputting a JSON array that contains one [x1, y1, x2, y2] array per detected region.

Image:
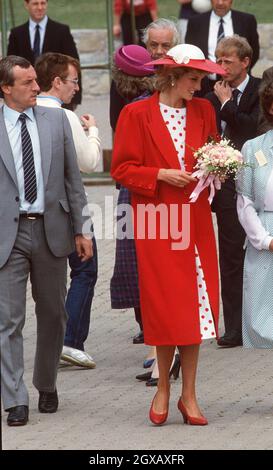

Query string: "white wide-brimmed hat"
[[146, 44, 225, 75]]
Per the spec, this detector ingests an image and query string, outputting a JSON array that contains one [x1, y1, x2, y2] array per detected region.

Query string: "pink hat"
[[146, 44, 225, 75], [114, 45, 155, 77]]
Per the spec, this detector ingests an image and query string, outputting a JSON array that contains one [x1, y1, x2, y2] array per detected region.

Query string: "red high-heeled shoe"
[[177, 398, 208, 426], [149, 397, 168, 425]]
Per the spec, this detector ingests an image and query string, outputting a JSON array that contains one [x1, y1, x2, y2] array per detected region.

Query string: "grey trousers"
[[0, 217, 67, 410]]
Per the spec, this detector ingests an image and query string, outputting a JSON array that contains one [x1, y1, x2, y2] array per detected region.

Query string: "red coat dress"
[[111, 92, 219, 346]]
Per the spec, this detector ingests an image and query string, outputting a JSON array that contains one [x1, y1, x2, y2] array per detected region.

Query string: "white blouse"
[[237, 168, 273, 250]]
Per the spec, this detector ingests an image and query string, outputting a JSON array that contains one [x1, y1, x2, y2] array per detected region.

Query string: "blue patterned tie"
[[217, 18, 225, 43], [19, 113, 37, 204], [33, 24, 40, 60]]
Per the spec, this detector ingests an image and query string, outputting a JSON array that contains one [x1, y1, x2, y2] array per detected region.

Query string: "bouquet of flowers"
[[189, 138, 244, 204]]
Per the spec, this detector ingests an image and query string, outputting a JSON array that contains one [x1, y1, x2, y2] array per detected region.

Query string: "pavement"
[[2, 183, 273, 451]]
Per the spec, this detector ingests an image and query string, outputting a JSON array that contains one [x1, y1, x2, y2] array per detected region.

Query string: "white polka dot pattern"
[[195, 247, 216, 340], [159, 103, 186, 170]]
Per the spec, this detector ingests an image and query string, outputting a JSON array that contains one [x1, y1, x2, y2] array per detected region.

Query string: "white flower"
[[168, 51, 190, 65]]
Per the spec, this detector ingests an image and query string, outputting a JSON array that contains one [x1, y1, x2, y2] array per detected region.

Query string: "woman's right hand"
[[113, 24, 121, 37], [157, 169, 196, 188]]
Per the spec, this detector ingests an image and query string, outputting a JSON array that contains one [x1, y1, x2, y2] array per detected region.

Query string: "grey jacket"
[[0, 105, 89, 268]]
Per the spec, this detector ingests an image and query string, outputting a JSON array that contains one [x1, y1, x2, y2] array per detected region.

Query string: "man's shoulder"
[[249, 76, 262, 85], [187, 11, 211, 25], [46, 17, 71, 31], [35, 105, 64, 119], [245, 76, 262, 94], [10, 21, 29, 34], [231, 9, 257, 22]]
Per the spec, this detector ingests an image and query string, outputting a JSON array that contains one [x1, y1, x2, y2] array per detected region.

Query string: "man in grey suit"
[[0, 55, 92, 426]]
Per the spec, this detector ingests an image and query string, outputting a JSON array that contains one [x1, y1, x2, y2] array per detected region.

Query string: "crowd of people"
[[0, 0, 272, 429]]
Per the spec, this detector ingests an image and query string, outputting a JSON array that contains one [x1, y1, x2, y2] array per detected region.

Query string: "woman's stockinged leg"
[[178, 344, 204, 418], [152, 345, 176, 413]]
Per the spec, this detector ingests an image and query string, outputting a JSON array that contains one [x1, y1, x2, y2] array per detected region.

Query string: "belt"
[[20, 213, 44, 220]]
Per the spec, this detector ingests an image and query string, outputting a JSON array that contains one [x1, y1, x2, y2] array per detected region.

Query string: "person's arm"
[[147, 0, 158, 20], [111, 105, 159, 197], [66, 110, 101, 173], [150, 9, 158, 21], [220, 83, 260, 141], [111, 104, 196, 196], [237, 194, 273, 250], [113, 0, 123, 38], [62, 111, 92, 256], [248, 14, 260, 68], [236, 141, 273, 251], [7, 29, 18, 56], [113, 13, 122, 38], [60, 24, 79, 60], [184, 16, 196, 44]]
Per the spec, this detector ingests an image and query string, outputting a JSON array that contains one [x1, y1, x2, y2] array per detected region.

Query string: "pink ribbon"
[[189, 171, 221, 204]]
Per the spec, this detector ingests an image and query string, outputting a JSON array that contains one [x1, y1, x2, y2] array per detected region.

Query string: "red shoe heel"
[[177, 398, 208, 426], [149, 398, 168, 426]]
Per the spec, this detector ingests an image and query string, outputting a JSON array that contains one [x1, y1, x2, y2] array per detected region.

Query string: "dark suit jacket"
[[185, 10, 260, 69], [7, 18, 81, 105], [205, 75, 261, 209], [205, 76, 261, 150]]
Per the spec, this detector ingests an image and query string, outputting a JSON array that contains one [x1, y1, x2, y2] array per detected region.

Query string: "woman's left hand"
[[157, 168, 197, 188]]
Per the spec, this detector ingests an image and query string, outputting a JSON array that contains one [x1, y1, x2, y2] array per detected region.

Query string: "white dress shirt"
[[208, 10, 233, 63], [208, 10, 233, 80], [37, 95, 101, 173], [29, 15, 48, 54], [3, 105, 45, 213]]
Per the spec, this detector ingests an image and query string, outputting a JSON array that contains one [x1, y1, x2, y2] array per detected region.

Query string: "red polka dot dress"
[[160, 103, 216, 340]]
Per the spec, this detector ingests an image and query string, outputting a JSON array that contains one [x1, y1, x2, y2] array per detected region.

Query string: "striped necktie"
[[217, 18, 225, 43], [19, 113, 37, 204]]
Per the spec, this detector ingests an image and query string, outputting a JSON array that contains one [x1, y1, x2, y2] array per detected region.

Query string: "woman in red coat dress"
[[111, 44, 225, 426]]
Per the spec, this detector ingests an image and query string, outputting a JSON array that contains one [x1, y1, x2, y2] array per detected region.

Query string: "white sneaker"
[[61, 346, 96, 369]]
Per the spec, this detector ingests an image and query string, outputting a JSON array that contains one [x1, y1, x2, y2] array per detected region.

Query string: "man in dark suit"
[[205, 35, 261, 347], [185, 0, 259, 95], [7, 0, 81, 108]]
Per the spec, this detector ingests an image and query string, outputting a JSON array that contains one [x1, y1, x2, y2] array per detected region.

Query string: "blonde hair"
[[215, 35, 253, 63]]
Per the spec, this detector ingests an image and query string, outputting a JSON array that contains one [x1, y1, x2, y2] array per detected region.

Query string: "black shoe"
[[38, 389, 58, 413], [217, 336, 243, 348], [146, 377, 158, 387], [133, 331, 144, 344], [136, 371, 152, 381], [7, 405, 28, 426], [145, 354, 180, 387]]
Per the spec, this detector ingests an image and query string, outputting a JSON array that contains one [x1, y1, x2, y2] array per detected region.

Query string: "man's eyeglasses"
[[63, 78, 79, 85]]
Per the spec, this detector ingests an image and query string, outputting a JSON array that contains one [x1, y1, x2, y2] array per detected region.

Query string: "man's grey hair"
[[142, 18, 180, 47], [0, 55, 31, 97]]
